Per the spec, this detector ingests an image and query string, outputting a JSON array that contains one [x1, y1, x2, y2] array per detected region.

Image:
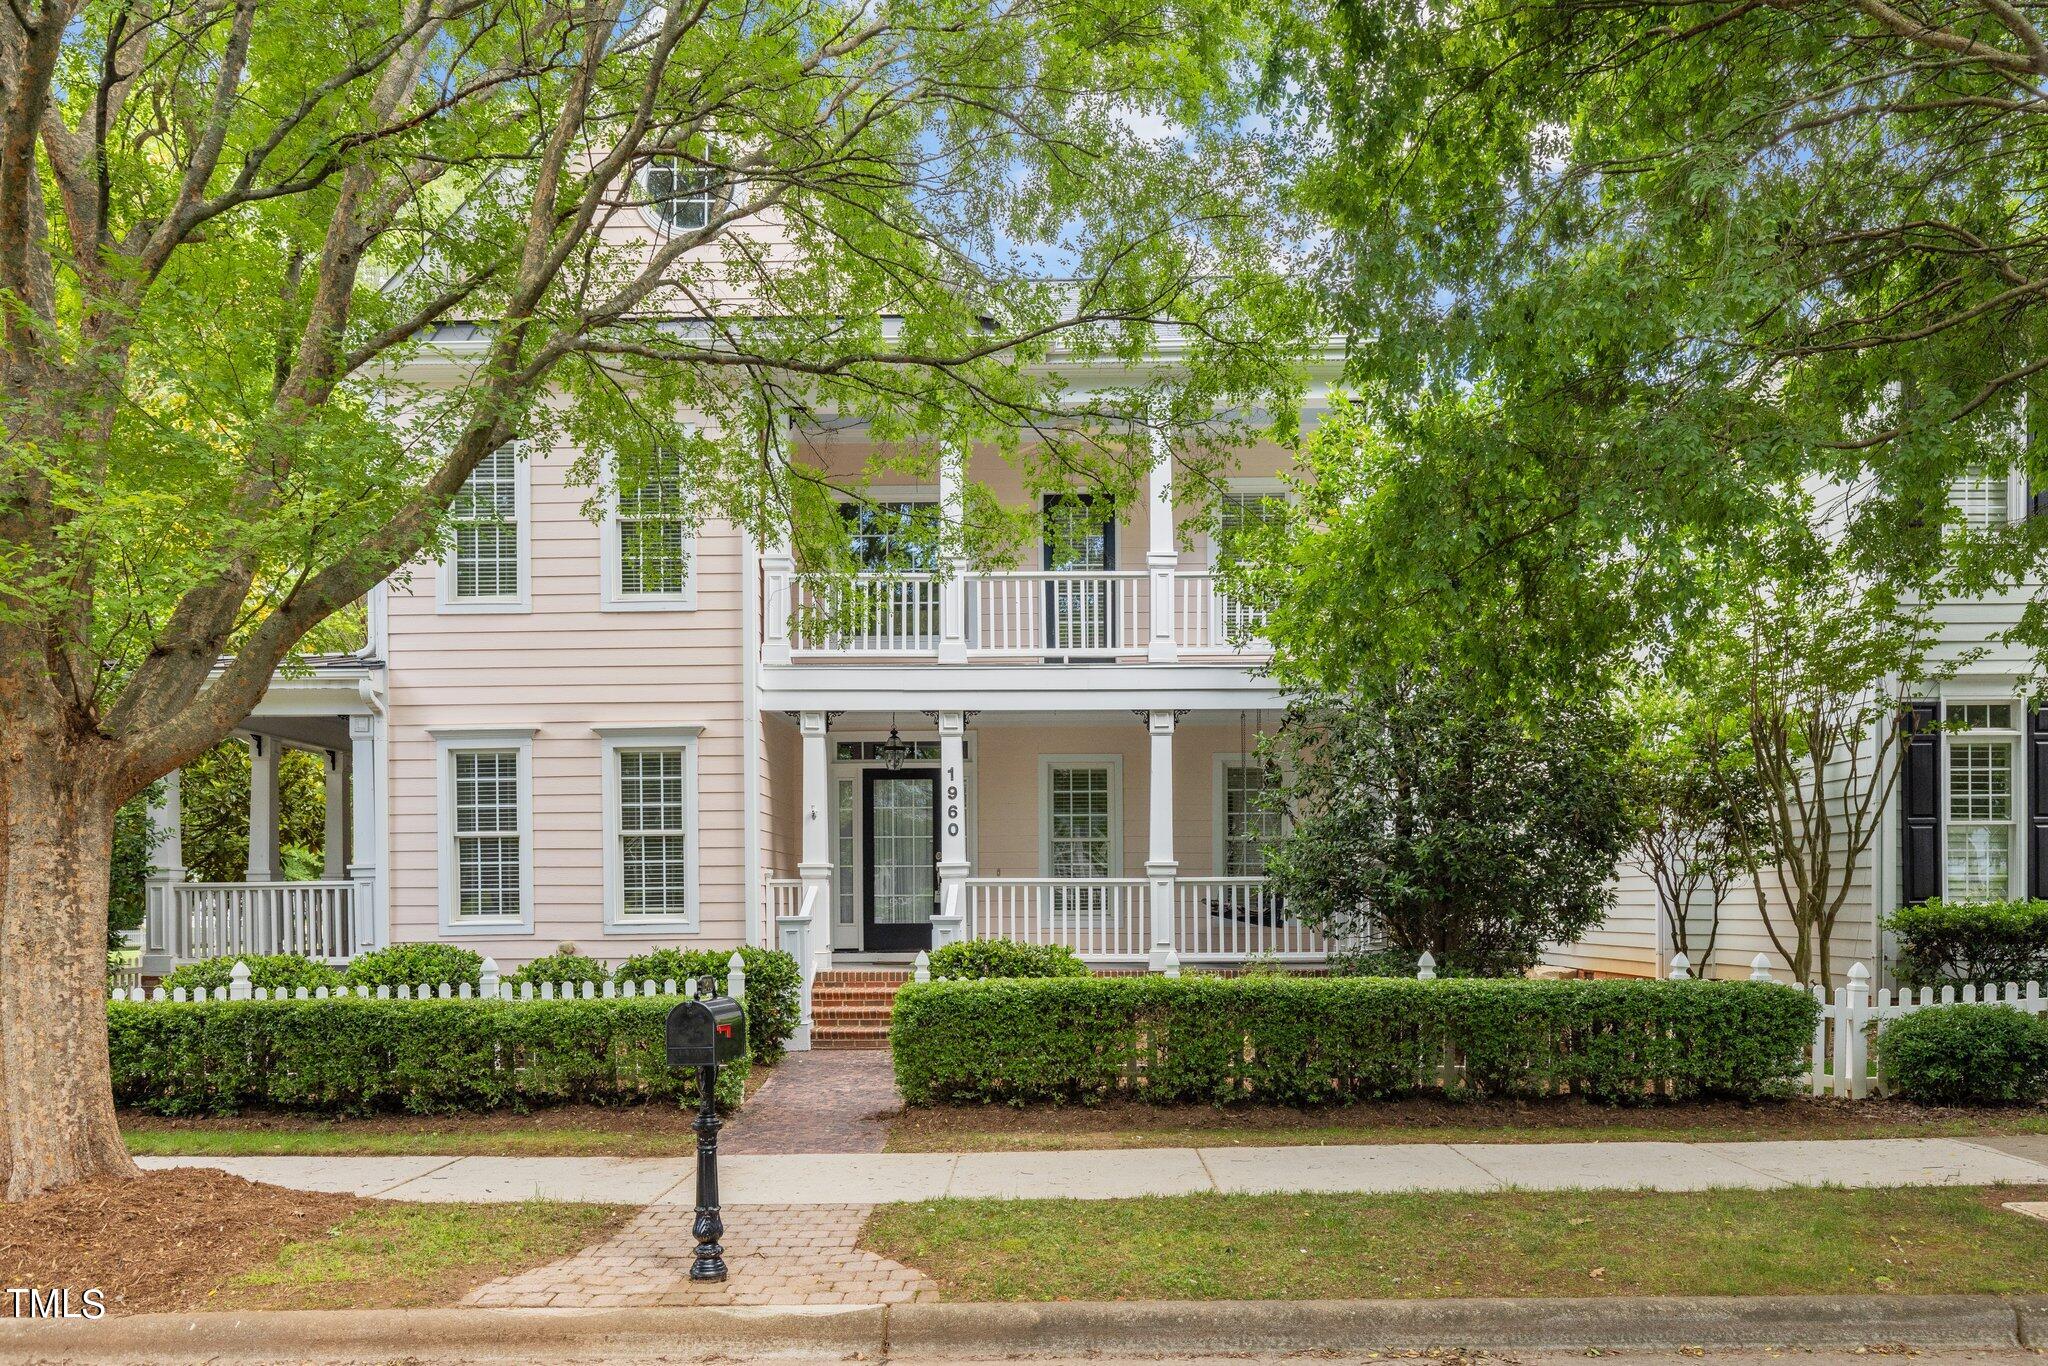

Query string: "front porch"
[[761, 709, 1337, 973], [139, 657, 384, 974]]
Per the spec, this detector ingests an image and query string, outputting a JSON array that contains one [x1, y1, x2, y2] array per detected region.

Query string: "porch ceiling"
[[238, 714, 351, 751]]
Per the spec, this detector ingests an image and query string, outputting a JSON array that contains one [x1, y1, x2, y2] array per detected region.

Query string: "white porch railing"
[[1173, 877, 1333, 961], [144, 880, 360, 965], [770, 568, 1269, 661], [1174, 570, 1268, 655], [962, 877, 1151, 961], [789, 573, 941, 655], [964, 571, 1147, 657]]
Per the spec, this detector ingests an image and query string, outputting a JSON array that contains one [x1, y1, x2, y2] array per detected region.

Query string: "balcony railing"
[[771, 569, 1267, 662], [144, 880, 361, 966], [962, 877, 1153, 960], [1172, 876, 1333, 961]]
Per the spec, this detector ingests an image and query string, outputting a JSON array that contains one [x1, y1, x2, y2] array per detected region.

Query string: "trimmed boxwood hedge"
[[928, 939, 1088, 980], [108, 995, 747, 1117], [162, 952, 343, 995], [611, 946, 802, 1064], [890, 976, 1818, 1106], [1880, 1004, 2048, 1105]]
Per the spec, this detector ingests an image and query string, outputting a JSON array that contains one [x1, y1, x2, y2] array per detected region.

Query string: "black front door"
[[1042, 494, 1116, 659], [862, 767, 939, 951]]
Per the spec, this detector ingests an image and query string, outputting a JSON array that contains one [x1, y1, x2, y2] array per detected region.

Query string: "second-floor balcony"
[[763, 568, 1269, 664]]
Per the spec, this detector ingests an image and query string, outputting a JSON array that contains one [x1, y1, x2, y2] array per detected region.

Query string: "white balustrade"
[[1172, 877, 1332, 961], [788, 573, 940, 655], [961, 877, 1151, 961], [962, 571, 1147, 657], [1174, 571, 1269, 655], [144, 880, 359, 964]]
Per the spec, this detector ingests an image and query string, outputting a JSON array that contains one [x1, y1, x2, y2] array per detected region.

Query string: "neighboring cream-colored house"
[[1546, 472, 2047, 989]]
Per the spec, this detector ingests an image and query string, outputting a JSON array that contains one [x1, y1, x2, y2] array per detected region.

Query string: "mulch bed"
[[0, 1168, 363, 1315], [120, 1101, 706, 1141]]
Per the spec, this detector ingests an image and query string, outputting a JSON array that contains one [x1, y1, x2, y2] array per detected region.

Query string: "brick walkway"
[[722, 1049, 901, 1154], [463, 1203, 935, 1308]]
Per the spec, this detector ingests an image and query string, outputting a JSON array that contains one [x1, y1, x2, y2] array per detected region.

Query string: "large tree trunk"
[[0, 733, 138, 1199]]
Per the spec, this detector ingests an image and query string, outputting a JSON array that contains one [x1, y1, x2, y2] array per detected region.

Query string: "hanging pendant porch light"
[[877, 714, 913, 771]]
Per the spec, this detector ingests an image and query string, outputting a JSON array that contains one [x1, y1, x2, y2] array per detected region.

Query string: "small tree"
[[1264, 667, 1634, 975], [1624, 685, 1769, 975], [1677, 527, 1953, 985]]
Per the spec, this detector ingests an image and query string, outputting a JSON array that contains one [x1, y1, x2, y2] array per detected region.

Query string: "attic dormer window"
[[640, 155, 714, 233]]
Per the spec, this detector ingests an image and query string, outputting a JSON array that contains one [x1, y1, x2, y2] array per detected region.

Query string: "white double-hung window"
[[603, 448, 695, 609], [435, 728, 534, 932], [1951, 469, 2013, 531], [442, 443, 528, 609], [599, 728, 700, 931], [1946, 702, 2019, 902], [1042, 759, 1120, 920], [1219, 760, 1284, 876], [1209, 481, 1288, 637]]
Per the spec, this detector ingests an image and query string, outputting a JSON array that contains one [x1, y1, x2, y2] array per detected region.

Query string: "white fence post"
[[1844, 962, 1872, 1100], [1162, 948, 1182, 980], [727, 951, 746, 1001], [228, 960, 251, 1001], [1416, 951, 1437, 982], [1750, 954, 1774, 983], [912, 950, 931, 984], [479, 956, 500, 1001], [1667, 952, 1691, 981]]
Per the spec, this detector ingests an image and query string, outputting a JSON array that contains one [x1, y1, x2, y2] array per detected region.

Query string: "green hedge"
[[1890, 900, 2048, 988], [928, 939, 1089, 980], [344, 943, 485, 989], [891, 977, 1818, 1106], [612, 946, 802, 1064], [509, 946, 612, 989], [108, 995, 747, 1117], [162, 953, 343, 994], [1880, 1004, 2048, 1105]]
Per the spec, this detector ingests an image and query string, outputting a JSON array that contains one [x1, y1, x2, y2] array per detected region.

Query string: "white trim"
[[742, 530, 763, 947], [438, 440, 531, 613], [590, 722, 709, 738], [1940, 694, 2025, 902], [435, 731, 534, 936], [1038, 754, 1124, 877], [599, 448, 698, 611], [829, 732, 978, 950], [600, 729, 702, 935]]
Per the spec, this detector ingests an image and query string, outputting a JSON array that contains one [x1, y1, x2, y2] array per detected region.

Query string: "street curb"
[[3, 1295, 2045, 1360]]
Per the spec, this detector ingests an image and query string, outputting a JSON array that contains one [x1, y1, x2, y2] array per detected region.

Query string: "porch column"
[[934, 712, 969, 946], [347, 714, 381, 951], [937, 442, 969, 663], [323, 748, 349, 880], [1146, 425, 1178, 663], [1146, 710, 1178, 969], [142, 769, 186, 959], [762, 532, 794, 666], [246, 734, 281, 882], [798, 711, 835, 976]]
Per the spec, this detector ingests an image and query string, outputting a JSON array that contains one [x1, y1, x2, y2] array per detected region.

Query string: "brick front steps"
[[811, 968, 911, 1050]]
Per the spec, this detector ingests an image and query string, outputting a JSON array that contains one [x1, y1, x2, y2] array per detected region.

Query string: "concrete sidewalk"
[[137, 1135, 2048, 1205]]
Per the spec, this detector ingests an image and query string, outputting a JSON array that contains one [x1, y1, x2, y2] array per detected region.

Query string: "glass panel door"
[[863, 768, 938, 950], [1042, 495, 1115, 655]]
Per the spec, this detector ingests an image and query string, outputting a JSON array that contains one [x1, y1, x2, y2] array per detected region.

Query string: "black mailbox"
[[666, 996, 746, 1068]]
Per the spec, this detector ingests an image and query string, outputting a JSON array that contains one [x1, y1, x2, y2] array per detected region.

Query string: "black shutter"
[[2030, 702, 2048, 900], [1900, 701, 1942, 906], [2030, 480, 2048, 519]]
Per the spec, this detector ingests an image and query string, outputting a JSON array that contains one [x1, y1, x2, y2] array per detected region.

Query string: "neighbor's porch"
[[139, 658, 385, 975], [760, 709, 1340, 972]]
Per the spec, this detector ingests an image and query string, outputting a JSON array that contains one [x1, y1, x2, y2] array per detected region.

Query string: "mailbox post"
[[665, 995, 747, 1282]]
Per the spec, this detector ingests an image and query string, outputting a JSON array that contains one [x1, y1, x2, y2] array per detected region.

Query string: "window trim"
[[1204, 477, 1292, 571], [600, 449, 697, 611], [1037, 755, 1124, 878], [433, 727, 536, 935], [1950, 468, 2023, 532], [1211, 752, 1286, 877], [1941, 697, 2023, 903], [597, 725, 704, 934], [637, 154, 718, 234], [438, 441, 531, 613]]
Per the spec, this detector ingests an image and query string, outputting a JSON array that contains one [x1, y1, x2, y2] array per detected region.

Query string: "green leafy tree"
[[1623, 685, 1770, 974], [0, 0, 1307, 1197], [178, 740, 330, 883], [1253, 0, 2048, 694], [1263, 668, 1635, 976]]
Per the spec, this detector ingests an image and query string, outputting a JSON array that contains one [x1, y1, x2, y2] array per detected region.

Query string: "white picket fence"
[[1787, 959, 2048, 1099], [113, 953, 747, 1005]]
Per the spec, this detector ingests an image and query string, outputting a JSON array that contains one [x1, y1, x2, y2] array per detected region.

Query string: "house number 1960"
[[945, 768, 960, 838]]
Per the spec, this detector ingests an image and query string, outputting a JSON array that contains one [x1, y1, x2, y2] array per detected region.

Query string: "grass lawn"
[[864, 1185, 2048, 1302], [886, 1095, 2048, 1152], [213, 1200, 623, 1310]]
